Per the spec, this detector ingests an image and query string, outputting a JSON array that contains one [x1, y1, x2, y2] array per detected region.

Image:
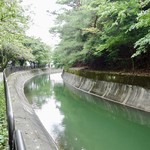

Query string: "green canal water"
[[24, 73, 150, 150]]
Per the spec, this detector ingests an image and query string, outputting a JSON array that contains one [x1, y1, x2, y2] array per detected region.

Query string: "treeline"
[[0, 0, 51, 70], [51, 0, 150, 71]]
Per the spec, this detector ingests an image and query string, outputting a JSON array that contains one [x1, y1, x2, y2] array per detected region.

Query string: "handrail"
[[4, 66, 32, 77], [14, 130, 26, 150], [4, 66, 46, 77], [3, 67, 27, 150], [3, 71, 15, 149]]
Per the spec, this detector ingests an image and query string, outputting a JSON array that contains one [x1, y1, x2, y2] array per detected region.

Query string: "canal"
[[24, 73, 150, 150]]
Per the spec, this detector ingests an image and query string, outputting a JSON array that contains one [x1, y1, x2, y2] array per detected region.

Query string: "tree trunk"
[[2, 56, 8, 70], [93, 15, 98, 28], [76, 0, 81, 7], [131, 58, 135, 74], [19, 59, 25, 66], [12, 60, 16, 66]]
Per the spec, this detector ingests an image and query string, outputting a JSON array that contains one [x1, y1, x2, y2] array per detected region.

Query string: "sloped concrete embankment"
[[62, 71, 150, 112], [7, 69, 61, 150]]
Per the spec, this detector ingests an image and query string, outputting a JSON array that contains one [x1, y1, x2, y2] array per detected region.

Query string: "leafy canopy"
[[0, 0, 52, 70], [51, 0, 150, 70]]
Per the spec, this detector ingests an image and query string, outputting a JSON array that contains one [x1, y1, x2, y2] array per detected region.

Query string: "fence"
[[3, 67, 28, 150]]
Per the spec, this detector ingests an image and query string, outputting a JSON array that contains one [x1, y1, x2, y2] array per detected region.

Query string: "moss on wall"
[[65, 68, 150, 89]]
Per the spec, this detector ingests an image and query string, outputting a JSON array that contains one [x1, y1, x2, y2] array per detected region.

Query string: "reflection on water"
[[24, 73, 150, 150], [24, 74, 52, 108]]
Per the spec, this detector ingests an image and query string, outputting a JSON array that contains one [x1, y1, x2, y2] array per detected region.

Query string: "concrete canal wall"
[[62, 70, 150, 112], [7, 68, 61, 150]]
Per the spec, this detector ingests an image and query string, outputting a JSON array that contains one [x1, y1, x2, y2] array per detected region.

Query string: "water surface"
[[24, 73, 150, 150]]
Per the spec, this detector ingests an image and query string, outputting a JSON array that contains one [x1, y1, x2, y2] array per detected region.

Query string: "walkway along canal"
[[24, 73, 150, 150], [6, 68, 61, 150]]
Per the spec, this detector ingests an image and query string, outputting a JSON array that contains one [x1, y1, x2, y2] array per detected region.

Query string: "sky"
[[22, 0, 61, 48]]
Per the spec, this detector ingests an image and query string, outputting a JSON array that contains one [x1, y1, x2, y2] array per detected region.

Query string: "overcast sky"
[[22, 0, 61, 48]]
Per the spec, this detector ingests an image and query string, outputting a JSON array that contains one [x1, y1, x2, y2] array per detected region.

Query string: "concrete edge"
[[62, 71, 150, 113], [7, 69, 61, 150]]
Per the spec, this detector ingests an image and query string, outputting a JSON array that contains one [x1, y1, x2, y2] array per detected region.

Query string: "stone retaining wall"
[[62, 71, 150, 112]]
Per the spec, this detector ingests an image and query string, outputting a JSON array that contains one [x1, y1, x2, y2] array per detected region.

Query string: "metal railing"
[[4, 66, 47, 77], [3, 67, 26, 150], [4, 66, 32, 77], [14, 130, 26, 150]]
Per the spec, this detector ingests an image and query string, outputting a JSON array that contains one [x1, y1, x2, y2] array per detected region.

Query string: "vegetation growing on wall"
[[0, 82, 8, 149], [51, 0, 150, 71]]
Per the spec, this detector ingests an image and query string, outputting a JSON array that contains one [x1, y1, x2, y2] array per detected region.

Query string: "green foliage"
[[0, 41, 34, 69], [130, 8, 150, 57], [23, 37, 52, 66], [0, 0, 52, 70], [132, 32, 150, 57], [0, 82, 8, 149], [0, 0, 31, 69], [0, 0, 28, 45], [52, 0, 150, 70]]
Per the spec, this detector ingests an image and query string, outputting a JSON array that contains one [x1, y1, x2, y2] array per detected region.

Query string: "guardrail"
[[4, 66, 32, 77], [14, 130, 26, 150], [3, 67, 27, 150]]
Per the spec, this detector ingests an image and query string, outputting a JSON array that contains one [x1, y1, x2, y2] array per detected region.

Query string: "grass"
[[0, 81, 8, 149]]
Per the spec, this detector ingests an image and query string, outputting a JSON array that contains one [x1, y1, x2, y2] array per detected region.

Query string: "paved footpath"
[[7, 69, 61, 150]]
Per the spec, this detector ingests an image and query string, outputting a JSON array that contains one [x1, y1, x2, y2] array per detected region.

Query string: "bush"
[[0, 82, 8, 149]]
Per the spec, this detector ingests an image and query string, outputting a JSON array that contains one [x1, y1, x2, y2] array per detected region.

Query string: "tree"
[[51, 0, 95, 67], [51, 0, 150, 71], [0, 41, 34, 69], [0, 0, 52, 70], [0, 0, 28, 44], [0, 0, 30, 70], [22, 37, 52, 67]]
